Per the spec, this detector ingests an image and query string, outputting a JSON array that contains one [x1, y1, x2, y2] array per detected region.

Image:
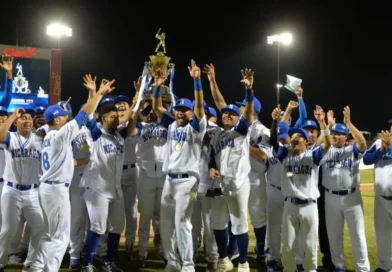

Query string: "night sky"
[[1, 1, 391, 138]]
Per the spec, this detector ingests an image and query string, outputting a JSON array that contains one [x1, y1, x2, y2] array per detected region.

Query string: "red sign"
[[3, 47, 37, 58]]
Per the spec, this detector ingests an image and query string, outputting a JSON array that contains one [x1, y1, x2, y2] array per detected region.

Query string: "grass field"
[[5, 170, 377, 271]]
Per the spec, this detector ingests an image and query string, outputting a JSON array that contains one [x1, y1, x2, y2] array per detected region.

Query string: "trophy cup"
[[144, 29, 174, 104]]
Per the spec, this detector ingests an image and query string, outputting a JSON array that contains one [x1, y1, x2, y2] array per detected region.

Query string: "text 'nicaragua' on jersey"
[[3, 132, 42, 184]]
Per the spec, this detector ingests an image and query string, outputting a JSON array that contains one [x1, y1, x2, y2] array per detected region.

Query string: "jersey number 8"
[[42, 152, 50, 170]]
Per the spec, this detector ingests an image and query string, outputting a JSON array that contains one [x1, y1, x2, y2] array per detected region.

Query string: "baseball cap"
[[23, 109, 35, 118], [57, 101, 72, 113], [0, 106, 8, 116], [114, 95, 131, 105], [278, 121, 290, 140], [208, 107, 217, 117], [301, 120, 318, 130], [331, 123, 349, 134], [288, 127, 309, 140], [221, 104, 240, 116], [235, 97, 262, 113], [173, 98, 193, 111], [44, 104, 72, 123], [100, 97, 114, 107], [34, 106, 46, 115]]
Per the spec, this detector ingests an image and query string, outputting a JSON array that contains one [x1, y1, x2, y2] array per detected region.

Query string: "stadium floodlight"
[[46, 24, 72, 48]]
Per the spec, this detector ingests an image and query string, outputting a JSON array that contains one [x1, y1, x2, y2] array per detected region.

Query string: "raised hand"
[[327, 110, 335, 129], [203, 64, 215, 81], [287, 100, 298, 111], [154, 68, 167, 87], [314, 105, 325, 123], [295, 85, 303, 98], [240, 68, 254, 88], [0, 55, 13, 73], [13, 108, 25, 118], [272, 105, 281, 121], [188, 59, 201, 79], [97, 79, 115, 95], [133, 76, 143, 91], [83, 74, 97, 93], [343, 106, 351, 125]]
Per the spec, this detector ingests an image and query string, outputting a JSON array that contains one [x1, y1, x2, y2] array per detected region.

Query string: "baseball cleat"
[[102, 262, 122, 272], [206, 261, 217, 272], [153, 234, 161, 247], [69, 258, 81, 270], [216, 257, 234, 271], [81, 265, 95, 272], [136, 255, 146, 269]]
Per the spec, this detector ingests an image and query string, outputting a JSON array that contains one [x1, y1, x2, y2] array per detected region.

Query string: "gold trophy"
[[144, 28, 174, 103]]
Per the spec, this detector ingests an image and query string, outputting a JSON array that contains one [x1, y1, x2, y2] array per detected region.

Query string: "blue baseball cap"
[[301, 120, 318, 130], [100, 97, 114, 106], [235, 97, 262, 113], [173, 98, 193, 111], [288, 127, 309, 140], [114, 95, 131, 105], [34, 106, 46, 115], [208, 107, 217, 117], [23, 109, 35, 118], [221, 104, 240, 116], [278, 121, 290, 140], [331, 123, 349, 135], [44, 104, 72, 123], [57, 101, 72, 112], [0, 106, 8, 116]]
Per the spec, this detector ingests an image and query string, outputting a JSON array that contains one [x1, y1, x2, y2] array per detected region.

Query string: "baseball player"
[[207, 68, 254, 272], [0, 106, 9, 229], [0, 54, 14, 109], [363, 123, 392, 272], [0, 108, 44, 272], [28, 79, 115, 272], [321, 107, 369, 272], [264, 121, 290, 271], [33, 106, 46, 129], [159, 59, 206, 272], [271, 105, 331, 272]]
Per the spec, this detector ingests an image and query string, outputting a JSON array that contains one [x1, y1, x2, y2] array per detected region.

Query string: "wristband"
[[153, 87, 161, 98], [194, 78, 202, 91], [245, 88, 254, 102], [320, 129, 330, 136]]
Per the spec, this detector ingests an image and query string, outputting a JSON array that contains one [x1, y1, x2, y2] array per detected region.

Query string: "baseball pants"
[[281, 198, 318, 272], [374, 193, 392, 271], [9, 219, 31, 255], [325, 189, 370, 271], [29, 182, 70, 272], [121, 166, 138, 248], [191, 192, 219, 263], [69, 175, 88, 260], [248, 171, 267, 229], [266, 183, 284, 262], [137, 167, 164, 257], [160, 175, 198, 272], [0, 184, 44, 268]]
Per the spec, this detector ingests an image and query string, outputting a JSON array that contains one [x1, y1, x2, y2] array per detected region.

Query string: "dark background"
[[1, 1, 391, 138]]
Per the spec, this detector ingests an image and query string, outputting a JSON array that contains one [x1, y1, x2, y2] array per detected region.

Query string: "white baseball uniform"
[[363, 139, 392, 271], [69, 128, 90, 260], [276, 145, 326, 272], [30, 111, 89, 272], [160, 115, 206, 272], [321, 143, 369, 271], [0, 131, 44, 269], [0, 144, 5, 227], [264, 144, 285, 263], [135, 115, 172, 258], [191, 120, 221, 263]]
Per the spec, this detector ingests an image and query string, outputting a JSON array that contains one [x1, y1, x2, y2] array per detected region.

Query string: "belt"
[[381, 195, 392, 200], [270, 184, 281, 190], [0, 178, 3, 182], [325, 187, 356, 196], [285, 197, 316, 205], [168, 173, 189, 179], [7, 182, 38, 191], [123, 164, 136, 170], [44, 181, 70, 187]]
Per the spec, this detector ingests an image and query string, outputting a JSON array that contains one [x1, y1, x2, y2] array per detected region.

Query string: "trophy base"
[[145, 85, 172, 104]]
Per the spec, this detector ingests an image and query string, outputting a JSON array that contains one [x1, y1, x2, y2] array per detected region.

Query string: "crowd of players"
[[0, 55, 390, 272]]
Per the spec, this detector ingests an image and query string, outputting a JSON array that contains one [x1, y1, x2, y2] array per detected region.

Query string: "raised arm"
[[0, 55, 13, 108], [240, 68, 254, 123], [127, 91, 142, 137], [0, 108, 23, 143], [282, 100, 298, 124], [314, 105, 331, 153], [81, 79, 115, 117], [151, 69, 167, 120], [188, 59, 204, 120], [82, 74, 97, 103], [203, 64, 227, 111], [294, 86, 307, 128], [270, 106, 281, 152], [343, 106, 366, 152]]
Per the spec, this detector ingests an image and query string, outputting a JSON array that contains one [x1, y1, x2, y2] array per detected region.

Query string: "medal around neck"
[[286, 171, 293, 177], [175, 143, 182, 151]]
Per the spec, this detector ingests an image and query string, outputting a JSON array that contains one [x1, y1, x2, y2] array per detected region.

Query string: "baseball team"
[[0, 54, 390, 272]]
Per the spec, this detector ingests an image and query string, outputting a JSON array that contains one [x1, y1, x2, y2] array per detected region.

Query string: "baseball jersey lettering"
[[42, 139, 51, 148], [170, 130, 187, 142], [286, 164, 312, 175], [103, 144, 124, 154], [10, 148, 41, 160]]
